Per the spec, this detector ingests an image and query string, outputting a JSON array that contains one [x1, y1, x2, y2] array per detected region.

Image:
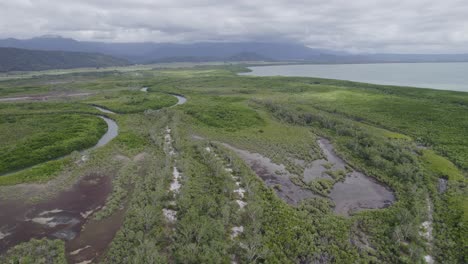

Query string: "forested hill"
[[3, 36, 468, 64], [0, 47, 130, 72]]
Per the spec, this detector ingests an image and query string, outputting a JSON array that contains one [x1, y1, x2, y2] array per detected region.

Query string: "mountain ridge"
[[0, 36, 341, 63], [2, 36, 468, 64], [0, 47, 130, 72]]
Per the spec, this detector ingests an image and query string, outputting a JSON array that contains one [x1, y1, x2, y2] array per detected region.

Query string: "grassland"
[[84, 90, 177, 113], [0, 66, 466, 263]]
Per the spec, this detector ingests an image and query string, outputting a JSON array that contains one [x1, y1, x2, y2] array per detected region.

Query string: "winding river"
[[173, 94, 187, 106], [0, 92, 187, 262], [0, 107, 119, 261], [139, 86, 187, 106], [94, 115, 118, 148]]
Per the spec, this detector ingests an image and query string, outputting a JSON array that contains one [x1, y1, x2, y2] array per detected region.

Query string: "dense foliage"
[[0, 114, 106, 175], [1, 239, 66, 264], [184, 96, 264, 131], [85, 90, 178, 113], [0, 66, 465, 263]]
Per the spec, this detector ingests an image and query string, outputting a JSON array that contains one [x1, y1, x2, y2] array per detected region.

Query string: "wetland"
[[0, 65, 465, 263]]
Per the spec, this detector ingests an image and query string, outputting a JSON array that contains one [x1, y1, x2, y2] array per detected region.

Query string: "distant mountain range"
[[0, 36, 333, 63], [0, 47, 129, 72], [1, 36, 468, 72]]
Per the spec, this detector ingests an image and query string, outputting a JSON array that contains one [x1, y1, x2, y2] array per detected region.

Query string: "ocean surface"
[[242, 63, 468, 92]]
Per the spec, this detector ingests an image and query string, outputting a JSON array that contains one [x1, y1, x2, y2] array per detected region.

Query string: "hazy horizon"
[[1, 0, 467, 54]]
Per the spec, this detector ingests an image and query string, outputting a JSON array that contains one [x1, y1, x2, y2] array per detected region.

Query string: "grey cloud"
[[0, 0, 467, 52]]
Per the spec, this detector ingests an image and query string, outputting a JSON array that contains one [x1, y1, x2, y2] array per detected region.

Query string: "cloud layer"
[[1, 0, 467, 53]]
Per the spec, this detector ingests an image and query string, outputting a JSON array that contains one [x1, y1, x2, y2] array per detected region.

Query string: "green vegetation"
[[292, 84, 468, 171], [85, 90, 178, 113], [0, 114, 106, 175], [106, 111, 358, 263], [421, 149, 465, 181], [1, 238, 66, 264], [0, 66, 466, 263], [184, 96, 264, 131], [0, 158, 71, 186], [0, 101, 102, 116]]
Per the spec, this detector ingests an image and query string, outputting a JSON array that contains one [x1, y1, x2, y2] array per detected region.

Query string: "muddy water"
[[315, 138, 395, 216], [66, 203, 127, 263], [221, 143, 318, 205], [221, 138, 394, 216], [0, 174, 112, 254], [0, 108, 121, 261], [301, 140, 347, 182], [329, 172, 395, 216]]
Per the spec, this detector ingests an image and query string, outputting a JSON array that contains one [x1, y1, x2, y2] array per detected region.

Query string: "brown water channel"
[[222, 143, 318, 205], [0, 94, 187, 261], [0, 107, 120, 262], [0, 174, 113, 257], [223, 138, 395, 216], [306, 139, 395, 215]]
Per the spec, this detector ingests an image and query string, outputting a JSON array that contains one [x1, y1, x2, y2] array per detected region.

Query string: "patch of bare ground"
[[420, 197, 434, 264], [162, 127, 183, 224], [204, 146, 247, 264], [132, 152, 148, 162]]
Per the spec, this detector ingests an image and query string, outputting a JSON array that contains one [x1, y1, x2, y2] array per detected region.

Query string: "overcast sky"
[[0, 0, 467, 53]]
